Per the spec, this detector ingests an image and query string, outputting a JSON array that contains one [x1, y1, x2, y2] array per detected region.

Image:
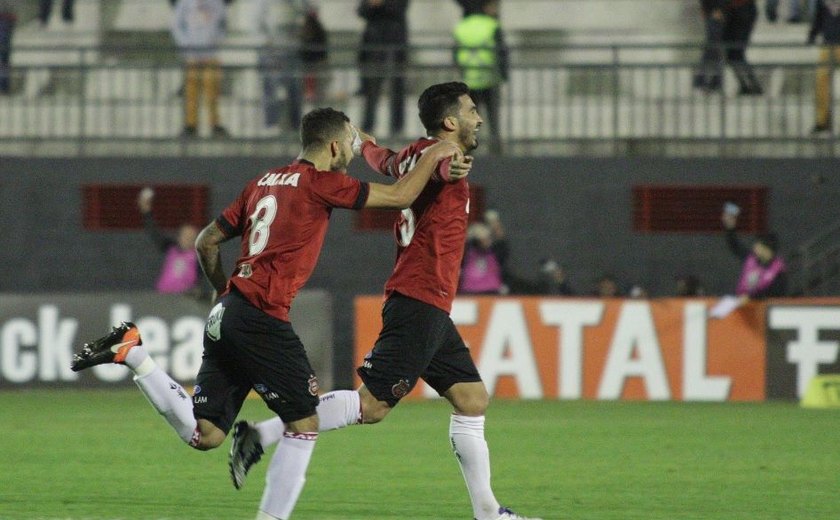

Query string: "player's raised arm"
[[353, 126, 397, 177], [354, 125, 472, 182], [364, 140, 466, 209]]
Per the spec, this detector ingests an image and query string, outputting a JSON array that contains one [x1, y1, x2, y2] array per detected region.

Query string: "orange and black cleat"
[[71, 322, 142, 372]]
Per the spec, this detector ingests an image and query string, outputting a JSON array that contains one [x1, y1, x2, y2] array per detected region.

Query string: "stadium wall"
[[2, 157, 840, 388]]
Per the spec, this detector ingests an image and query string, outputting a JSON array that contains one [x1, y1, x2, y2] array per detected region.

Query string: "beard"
[[458, 125, 479, 152], [331, 150, 352, 171]]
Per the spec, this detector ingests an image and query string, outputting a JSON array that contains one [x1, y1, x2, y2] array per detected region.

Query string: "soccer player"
[[236, 82, 542, 520], [70, 107, 465, 520]]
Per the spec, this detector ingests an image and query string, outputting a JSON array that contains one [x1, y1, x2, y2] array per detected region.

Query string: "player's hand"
[[138, 187, 154, 214], [351, 125, 375, 155], [425, 140, 463, 162], [449, 154, 473, 181]]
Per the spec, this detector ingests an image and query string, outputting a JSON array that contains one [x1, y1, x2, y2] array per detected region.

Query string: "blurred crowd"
[[457, 204, 788, 300]]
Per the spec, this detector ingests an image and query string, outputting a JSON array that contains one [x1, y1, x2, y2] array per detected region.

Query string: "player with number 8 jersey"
[[217, 159, 368, 322]]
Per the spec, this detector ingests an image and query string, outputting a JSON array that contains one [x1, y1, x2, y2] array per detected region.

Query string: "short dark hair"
[[418, 82, 470, 134], [300, 108, 350, 149]]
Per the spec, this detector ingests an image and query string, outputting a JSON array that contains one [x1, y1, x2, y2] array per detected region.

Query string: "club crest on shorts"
[[308, 375, 319, 396], [391, 378, 411, 399]]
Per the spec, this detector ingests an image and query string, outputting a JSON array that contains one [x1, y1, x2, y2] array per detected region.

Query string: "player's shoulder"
[[404, 137, 437, 154], [393, 137, 438, 169]]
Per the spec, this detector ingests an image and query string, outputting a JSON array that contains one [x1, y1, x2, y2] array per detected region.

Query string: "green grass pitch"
[[1, 389, 838, 519]]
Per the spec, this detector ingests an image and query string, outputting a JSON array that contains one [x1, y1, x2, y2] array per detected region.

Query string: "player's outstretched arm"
[[195, 221, 232, 295], [364, 140, 465, 209], [354, 127, 397, 177]]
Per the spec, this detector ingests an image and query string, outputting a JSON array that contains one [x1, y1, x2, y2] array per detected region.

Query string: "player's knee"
[[193, 431, 225, 450], [452, 387, 489, 416], [192, 420, 226, 450], [360, 399, 391, 424], [286, 414, 319, 433]]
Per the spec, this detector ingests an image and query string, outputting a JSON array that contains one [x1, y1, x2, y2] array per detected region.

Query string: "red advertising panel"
[[354, 297, 768, 402]]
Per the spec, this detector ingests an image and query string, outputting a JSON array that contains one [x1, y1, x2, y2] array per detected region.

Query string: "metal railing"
[[789, 219, 840, 296], [2, 42, 840, 157]]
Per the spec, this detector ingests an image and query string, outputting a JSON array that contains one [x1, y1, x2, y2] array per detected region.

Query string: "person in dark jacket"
[[694, 0, 763, 95], [808, 0, 840, 134], [357, 0, 409, 134]]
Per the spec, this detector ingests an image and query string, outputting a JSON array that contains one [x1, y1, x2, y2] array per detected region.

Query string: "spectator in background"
[[171, 0, 228, 138], [299, 8, 329, 103], [459, 221, 508, 294], [594, 274, 622, 297], [675, 274, 706, 296], [357, 0, 408, 135], [453, 0, 508, 152], [254, 0, 310, 132], [722, 207, 787, 299], [694, 0, 763, 96], [808, 0, 840, 135], [137, 187, 202, 297], [0, 0, 15, 95], [535, 258, 575, 296], [766, 0, 817, 22], [38, 0, 74, 27]]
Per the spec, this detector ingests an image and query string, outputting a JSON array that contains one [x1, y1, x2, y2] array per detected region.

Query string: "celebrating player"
[[70, 107, 465, 520], [236, 82, 542, 520]]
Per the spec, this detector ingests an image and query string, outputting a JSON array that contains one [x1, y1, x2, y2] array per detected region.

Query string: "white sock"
[[316, 390, 362, 431], [259, 431, 318, 520], [450, 414, 500, 520], [123, 343, 150, 372], [129, 347, 199, 446], [254, 417, 286, 447], [254, 390, 362, 447]]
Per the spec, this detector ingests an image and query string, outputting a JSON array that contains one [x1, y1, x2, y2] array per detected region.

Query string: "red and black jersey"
[[216, 160, 369, 321], [361, 138, 469, 313]]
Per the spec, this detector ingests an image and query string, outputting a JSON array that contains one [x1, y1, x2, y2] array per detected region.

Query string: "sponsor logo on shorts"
[[237, 263, 253, 278], [205, 302, 225, 341], [308, 375, 319, 396], [253, 383, 280, 400], [391, 378, 411, 399]]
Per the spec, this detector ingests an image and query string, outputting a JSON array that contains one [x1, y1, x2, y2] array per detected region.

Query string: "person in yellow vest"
[[454, 0, 508, 152]]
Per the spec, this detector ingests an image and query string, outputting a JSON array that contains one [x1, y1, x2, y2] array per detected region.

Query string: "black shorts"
[[356, 292, 482, 407], [193, 290, 320, 432]]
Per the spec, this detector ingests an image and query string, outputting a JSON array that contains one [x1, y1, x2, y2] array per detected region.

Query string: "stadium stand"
[[0, 0, 837, 157]]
